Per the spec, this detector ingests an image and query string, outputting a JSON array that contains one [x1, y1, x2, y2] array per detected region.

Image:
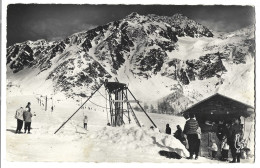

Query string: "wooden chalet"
[[181, 93, 254, 132]]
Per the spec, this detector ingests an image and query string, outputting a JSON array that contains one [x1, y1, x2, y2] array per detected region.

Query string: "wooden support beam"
[[127, 88, 157, 128], [113, 100, 139, 103], [45, 96, 47, 111], [54, 84, 104, 134]]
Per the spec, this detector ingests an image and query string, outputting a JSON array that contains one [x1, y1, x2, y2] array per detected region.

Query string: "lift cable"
[[88, 100, 110, 109], [97, 89, 110, 101]]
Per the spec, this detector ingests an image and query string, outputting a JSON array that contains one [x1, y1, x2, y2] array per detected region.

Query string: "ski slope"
[[6, 94, 254, 162]]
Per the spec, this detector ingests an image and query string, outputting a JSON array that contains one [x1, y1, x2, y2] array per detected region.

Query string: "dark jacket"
[[228, 123, 243, 144], [166, 127, 171, 135], [174, 129, 186, 142], [217, 124, 225, 140], [183, 118, 199, 135], [23, 111, 32, 122]]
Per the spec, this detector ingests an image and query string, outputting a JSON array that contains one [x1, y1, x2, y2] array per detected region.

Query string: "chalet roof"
[[181, 93, 254, 119]]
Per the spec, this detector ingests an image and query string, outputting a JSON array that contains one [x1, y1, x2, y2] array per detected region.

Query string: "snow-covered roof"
[[181, 93, 254, 119]]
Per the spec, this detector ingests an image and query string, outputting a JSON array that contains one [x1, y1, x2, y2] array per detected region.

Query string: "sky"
[[7, 4, 255, 46]]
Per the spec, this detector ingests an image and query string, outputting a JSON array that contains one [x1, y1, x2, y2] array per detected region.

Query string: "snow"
[[168, 36, 215, 60], [6, 94, 189, 162], [5, 13, 255, 163], [218, 59, 255, 106], [6, 93, 254, 162], [117, 73, 179, 102]]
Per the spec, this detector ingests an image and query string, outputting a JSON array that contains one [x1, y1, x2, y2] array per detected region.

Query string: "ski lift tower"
[[54, 79, 157, 134], [104, 80, 141, 127]]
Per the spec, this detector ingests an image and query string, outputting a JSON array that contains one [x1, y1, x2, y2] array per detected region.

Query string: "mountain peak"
[[126, 12, 140, 19], [6, 11, 254, 108]]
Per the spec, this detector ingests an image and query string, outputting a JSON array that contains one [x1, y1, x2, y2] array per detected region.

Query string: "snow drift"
[[86, 125, 189, 157]]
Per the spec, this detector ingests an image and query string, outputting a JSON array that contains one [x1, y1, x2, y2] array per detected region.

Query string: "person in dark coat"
[[23, 108, 33, 134], [165, 124, 171, 135], [217, 122, 225, 141], [25, 102, 32, 129], [228, 118, 243, 163], [183, 113, 199, 159], [174, 125, 186, 146]]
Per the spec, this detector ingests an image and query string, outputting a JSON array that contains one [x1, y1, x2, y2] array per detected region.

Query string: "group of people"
[[217, 118, 245, 163], [165, 113, 246, 163], [14, 102, 34, 134]]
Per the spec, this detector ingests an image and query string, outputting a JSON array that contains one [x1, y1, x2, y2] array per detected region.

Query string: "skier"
[[23, 107, 33, 134], [165, 124, 171, 135], [51, 106, 53, 112], [83, 115, 88, 130], [183, 113, 199, 159], [14, 107, 24, 134]]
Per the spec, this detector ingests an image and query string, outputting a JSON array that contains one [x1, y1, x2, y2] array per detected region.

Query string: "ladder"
[[123, 87, 141, 127], [127, 102, 141, 127], [114, 77, 156, 128]]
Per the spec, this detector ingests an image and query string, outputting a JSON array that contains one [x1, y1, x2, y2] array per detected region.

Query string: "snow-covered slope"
[[6, 12, 255, 113], [6, 95, 254, 162]]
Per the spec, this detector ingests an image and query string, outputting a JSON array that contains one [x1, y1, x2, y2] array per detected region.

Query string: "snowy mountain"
[[6, 12, 255, 113]]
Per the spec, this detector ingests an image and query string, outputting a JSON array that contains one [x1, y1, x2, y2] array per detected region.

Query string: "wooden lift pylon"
[[104, 80, 146, 127], [54, 79, 157, 134]]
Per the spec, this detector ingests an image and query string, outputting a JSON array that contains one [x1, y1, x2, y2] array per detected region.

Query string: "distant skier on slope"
[[165, 124, 171, 135], [83, 115, 88, 130], [14, 107, 24, 134]]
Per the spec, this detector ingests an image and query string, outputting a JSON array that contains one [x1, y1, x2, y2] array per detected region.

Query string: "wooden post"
[[115, 90, 118, 126], [208, 132, 210, 157], [244, 117, 246, 133], [121, 89, 141, 127], [45, 96, 47, 111], [121, 90, 124, 125], [126, 90, 130, 124], [109, 93, 113, 126], [127, 88, 157, 128]]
